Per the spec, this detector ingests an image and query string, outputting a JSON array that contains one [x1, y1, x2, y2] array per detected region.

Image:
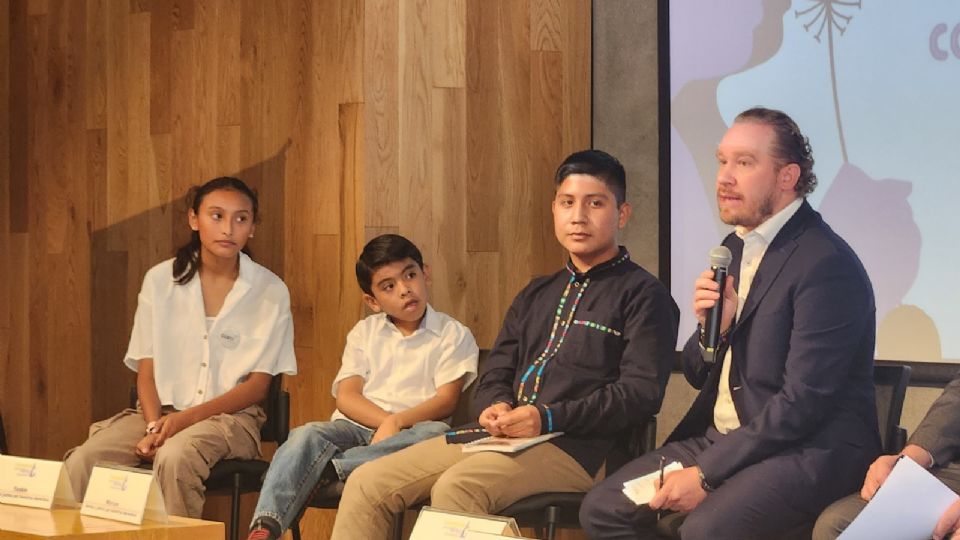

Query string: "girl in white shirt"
[[64, 177, 297, 518]]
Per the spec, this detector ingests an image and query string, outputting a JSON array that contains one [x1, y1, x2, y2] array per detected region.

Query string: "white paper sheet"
[[621, 461, 682, 505], [839, 457, 959, 540]]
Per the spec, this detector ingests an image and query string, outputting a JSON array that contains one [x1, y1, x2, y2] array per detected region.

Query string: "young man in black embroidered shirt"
[[331, 149, 679, 539]]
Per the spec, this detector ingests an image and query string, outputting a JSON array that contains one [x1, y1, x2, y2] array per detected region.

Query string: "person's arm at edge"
[[909, 369, 960, 466], [860, 371, 957, 501]]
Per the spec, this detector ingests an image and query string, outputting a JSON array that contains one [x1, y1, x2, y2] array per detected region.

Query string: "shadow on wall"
[[88, 143, 291, 422]]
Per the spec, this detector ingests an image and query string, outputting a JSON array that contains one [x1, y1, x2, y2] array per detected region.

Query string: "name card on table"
[[0, 455, 79, 509], [410, 506, 526, 539], [81, 463, 168, 525]]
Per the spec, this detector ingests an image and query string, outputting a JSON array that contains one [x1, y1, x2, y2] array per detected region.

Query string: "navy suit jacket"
[[669, 200, 881, 492]]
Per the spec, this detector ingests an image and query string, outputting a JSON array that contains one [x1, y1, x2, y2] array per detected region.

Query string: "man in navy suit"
[[580, 107, 880, 539]]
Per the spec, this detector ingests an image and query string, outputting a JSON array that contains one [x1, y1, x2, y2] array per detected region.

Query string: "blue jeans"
[[251, 419, 449, 532]]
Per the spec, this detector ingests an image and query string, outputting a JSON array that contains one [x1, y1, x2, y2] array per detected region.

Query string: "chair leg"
[[230, 473, 242, 540], [545, 505, 558, 540], [291, 519, 302, 540]]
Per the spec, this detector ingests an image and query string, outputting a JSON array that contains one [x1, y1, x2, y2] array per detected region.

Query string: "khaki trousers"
[[330, 435, 597, 540], [63, 406, 263, 518]]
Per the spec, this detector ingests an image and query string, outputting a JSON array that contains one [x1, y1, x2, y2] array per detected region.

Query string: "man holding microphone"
[[580, 107, 880, 539]]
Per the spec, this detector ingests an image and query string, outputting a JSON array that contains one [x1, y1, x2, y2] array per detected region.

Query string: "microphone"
[[702, 246, 733, 364]]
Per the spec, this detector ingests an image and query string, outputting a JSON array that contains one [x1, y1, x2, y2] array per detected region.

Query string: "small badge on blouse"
[[219, 329, 241, 349]]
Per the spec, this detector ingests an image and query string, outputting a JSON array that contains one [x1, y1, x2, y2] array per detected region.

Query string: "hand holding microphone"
[[692, 246, 736, 363]]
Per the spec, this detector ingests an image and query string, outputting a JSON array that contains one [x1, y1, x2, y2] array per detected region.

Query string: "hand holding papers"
[[838, 456, 959, 540], [622, 460, 682, 505]]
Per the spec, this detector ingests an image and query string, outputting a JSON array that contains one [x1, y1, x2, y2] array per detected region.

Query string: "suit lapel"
[[735, 201, 815, 328]]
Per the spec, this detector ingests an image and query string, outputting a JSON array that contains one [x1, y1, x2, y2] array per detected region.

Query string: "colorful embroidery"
[[517, 275, 590, 404], [517, 250, 629, 405], [572, 319, 622, 337]]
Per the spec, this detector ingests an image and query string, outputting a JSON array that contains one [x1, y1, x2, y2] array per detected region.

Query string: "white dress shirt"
[[124, 252, 298, 411], [330, 304, 479, 424], [714, 197, 803, 434]]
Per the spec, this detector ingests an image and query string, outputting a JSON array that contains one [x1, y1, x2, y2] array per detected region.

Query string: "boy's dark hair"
[[356, 234, 425, 295], [554, 149, 627, 206], [735, 107, 818, 196]]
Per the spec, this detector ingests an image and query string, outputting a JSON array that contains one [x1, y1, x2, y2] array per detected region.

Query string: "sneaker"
[[247, 517, 281, 540]]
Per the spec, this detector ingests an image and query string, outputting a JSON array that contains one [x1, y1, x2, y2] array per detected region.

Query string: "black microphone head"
[[709, 246, 733, 268]]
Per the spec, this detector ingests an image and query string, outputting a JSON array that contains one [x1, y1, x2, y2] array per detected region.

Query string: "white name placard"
[[0, 455, 78, 509], [410, 506, 523, 539], [81, 463, 168, 525]]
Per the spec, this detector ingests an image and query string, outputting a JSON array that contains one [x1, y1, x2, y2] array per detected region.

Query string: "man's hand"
[[478, 402, 514, 436], [495, 405, 542, 438], [859, 454, 899, 501], [371, 414, 402, 445], [692, 269, 736, 334], [933, 499, 960, 540], [135, 433, 160, 461], [861, 445, 933, 501], [648, 466, 708, 513]]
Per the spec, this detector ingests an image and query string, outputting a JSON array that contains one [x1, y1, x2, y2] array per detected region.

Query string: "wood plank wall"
[[1, 1, 590, 538]]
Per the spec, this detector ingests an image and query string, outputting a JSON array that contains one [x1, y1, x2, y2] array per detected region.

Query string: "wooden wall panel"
[[464, 0, 501, 253], [363, 0, 399, 228], [2, 1, 590, 537], [9, 0, 28, 233], [0, 0, 10, 377]]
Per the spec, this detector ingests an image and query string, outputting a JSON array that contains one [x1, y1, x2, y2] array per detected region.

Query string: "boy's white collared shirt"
[[124, 252, 297, 411], [330, 304, 479, 425]]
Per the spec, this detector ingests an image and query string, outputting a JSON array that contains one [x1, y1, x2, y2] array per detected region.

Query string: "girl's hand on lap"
[[154, 411, 193, 445], [135, 434, 160, 461]]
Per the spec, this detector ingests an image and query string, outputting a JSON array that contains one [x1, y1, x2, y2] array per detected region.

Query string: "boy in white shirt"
[[247, 234, 479, 540]]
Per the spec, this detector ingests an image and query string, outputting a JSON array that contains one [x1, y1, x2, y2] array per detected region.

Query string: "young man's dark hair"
[[355, 234, 425, 295], [736, 107, 818, 196], [554, 149, 627, 206]]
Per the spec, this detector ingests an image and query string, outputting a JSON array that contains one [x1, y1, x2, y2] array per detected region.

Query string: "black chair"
[[498, 415, 658, 540], [873, 363, 911, 454], [130, 375, 290, 540], [656, 362, 914, 539]]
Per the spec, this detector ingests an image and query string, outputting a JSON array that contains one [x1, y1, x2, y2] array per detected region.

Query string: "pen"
[[657, 455, 665, 520]]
